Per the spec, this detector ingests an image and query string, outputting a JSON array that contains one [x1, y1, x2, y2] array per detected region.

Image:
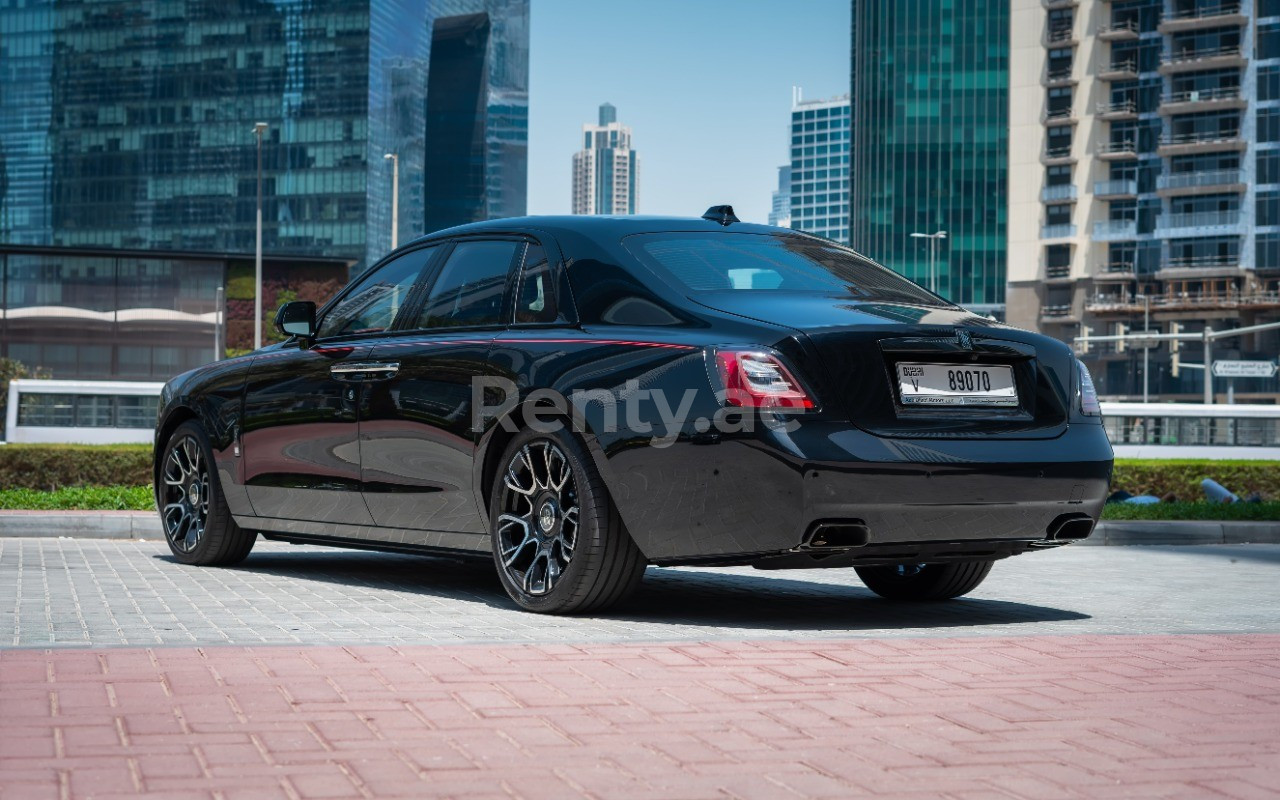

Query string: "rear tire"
[[489, 427, 645, 614], [855, 560, 994, 601], [158, 421, 256, 566]]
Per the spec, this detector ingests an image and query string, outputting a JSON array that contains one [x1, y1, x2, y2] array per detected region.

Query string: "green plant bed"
[[1101, 501, 1280, 522], [0, 485, 154, 511], [1111, 459, 1280, 500], [0, 443, 153, 490]]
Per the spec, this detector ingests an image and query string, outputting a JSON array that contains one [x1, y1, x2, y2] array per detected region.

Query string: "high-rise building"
[[572, 103, 638, 215], [850, 0, 1009, 313], [0, 0, 529, 272], [1009, 0, 1280, 401], [769, 165, 793, 228], [789, 93, 851, 243]]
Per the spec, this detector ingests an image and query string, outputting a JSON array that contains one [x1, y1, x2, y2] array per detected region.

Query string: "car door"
[[357, 238, 525, 534], [241, 246, 437, 525]]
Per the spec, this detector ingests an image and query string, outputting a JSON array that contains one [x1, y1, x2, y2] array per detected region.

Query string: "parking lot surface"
[[2, 539, 1279, 648], [1, 539, 1278, 799]]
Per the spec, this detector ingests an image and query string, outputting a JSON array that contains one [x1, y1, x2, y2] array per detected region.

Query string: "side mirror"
[[274, 300, 316, 340]]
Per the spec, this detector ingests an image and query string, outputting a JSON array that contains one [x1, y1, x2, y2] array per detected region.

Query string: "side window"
[[414, 240, 518, 329], [317, 247, 434, 338], [514, 243, 559, 324]]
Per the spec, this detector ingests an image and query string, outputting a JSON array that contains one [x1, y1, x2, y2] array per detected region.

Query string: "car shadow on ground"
[[162, 547, 1090, 633]]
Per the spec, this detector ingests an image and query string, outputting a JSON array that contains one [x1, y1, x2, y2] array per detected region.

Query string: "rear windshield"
[[624, 232, 942, 305]]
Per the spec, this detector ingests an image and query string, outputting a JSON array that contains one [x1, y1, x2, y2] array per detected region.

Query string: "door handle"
[[330, 361, 400, 380]]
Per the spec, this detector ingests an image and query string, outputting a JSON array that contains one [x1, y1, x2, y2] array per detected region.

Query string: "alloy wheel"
[[496, 441, 580, 596], [162, 435, 210, 553]]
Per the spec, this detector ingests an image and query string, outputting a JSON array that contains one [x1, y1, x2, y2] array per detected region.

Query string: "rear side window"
[[317, 247, 434, 338], [625, 232, 940, 305], [514, 244, 559, 324], [415, 240, 518, 329]]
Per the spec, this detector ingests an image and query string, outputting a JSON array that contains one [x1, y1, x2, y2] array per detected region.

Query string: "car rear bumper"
[[600, 419, 1113, 563]]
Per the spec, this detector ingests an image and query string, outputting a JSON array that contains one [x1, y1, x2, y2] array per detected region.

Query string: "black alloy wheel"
[[159, 421, 256, 566]]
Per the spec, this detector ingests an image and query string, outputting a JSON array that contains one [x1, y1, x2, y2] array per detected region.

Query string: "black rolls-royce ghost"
[[154, 207, 1112, 614]]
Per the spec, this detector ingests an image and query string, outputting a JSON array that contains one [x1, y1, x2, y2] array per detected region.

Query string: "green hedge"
[[0, 444, 152, 491], [1102, 500, 1280, 521], [0, 485, 153, 511], [1110, 459, 1280, 501]]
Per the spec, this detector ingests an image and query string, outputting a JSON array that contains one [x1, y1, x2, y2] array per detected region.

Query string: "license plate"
[[896, 362, 1018, 407]]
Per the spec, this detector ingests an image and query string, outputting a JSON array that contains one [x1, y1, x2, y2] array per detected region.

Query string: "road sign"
[[1211, 360, 1278, 378]]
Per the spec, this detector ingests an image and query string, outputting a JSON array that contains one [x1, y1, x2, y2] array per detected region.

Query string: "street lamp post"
[[909, 231, 948, 295], [252, 122, 268, 351], [1141, 293, 1151, 403], [384, 153, 399, 251]]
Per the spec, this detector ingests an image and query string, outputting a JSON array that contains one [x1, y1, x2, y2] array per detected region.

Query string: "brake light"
[[1077, 360, 1101, 416], [714, 349, 816, 410]]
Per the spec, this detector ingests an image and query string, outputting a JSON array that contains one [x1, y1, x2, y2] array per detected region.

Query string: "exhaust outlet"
[[803, 521, 870, 550], [1046, 514, 1094, 541]]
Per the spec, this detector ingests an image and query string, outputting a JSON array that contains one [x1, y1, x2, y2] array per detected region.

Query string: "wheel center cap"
[[188, 482, 201, 505], [538, 500, 557, 533]]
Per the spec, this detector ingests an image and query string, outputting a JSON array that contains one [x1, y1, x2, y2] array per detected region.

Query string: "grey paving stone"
[[1, 537, 1278, 649]]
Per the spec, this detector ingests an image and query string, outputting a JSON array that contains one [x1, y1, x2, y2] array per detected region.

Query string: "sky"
[[527, 0, 851, 224]]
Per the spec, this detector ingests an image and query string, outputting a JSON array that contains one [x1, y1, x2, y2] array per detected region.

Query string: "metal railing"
[[1042, 304, 1074, 317], [1047, 265, 1072, 279], [1162, 85, 1243, 104], [1163, 44, 1242, 64], [1042, 184, 1078, 202], [1103, 261, 1136, 275], [1043, 107, 1075, 122], [1163, 255, 1240, 270], [1155, 210, 1241, 231], [1100, 58, 1138, 76], [1045, 144, 1074, 159], [1047, 25, 1076, 42], [1046, 65, 1075, 81], [1156, 169, 1241, 190], [1159, 131, 1242, 147], [1097, 139, 1138, 156], [1163, 2, 1241, 20], [1097, 99, 1137, 116], [1098, 18, 1139, 36], [1094, 178, 1138, 196]]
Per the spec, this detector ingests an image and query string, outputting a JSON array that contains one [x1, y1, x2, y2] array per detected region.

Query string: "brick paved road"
[[2, 636, 1278, 799], [2, 539, 1279, 798], [1, 539, 1279, 648]]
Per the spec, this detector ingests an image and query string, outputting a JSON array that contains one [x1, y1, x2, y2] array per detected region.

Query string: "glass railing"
[[1096, 99, 1137, 115], [1156, 169, 1241, 190], [1042, 184, 1078, 202], [1042, 223, 1078, 239], [1162, 86, 1242, 104], [1094, 178, 1138, 196], [1098, 19, 1139, 36], [1163, 1, 1242, 20], [1163, 44, 1242, 64], [1155, 210, 1241, 231], [1159, 131, 1242, 147], [1094, 219, 1139, 238], [1097, 139, 1138, 156]]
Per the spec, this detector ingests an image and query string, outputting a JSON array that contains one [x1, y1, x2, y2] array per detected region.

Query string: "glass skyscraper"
[[0, 0, 529, 272], [789, 94, 851, 243], [849, 0, 1009, 311]]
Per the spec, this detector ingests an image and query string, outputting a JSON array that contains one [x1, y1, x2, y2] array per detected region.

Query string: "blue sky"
[[527, 0, 851, 223]]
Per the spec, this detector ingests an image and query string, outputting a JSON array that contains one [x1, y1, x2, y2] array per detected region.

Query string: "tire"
[[855, 560, 994, 601], [489, 427, 645, 614], [158, 421, 256, 566]]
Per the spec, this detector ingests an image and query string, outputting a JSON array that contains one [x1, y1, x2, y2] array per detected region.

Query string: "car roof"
[[404, 215, 803, 246]]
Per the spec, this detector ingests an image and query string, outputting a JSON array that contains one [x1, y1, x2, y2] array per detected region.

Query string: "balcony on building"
[[1042, 184, 1079, 203], [1094, 260, 1138, 281], [1040, 304, 1080, 325], [1094, 178, 1138, 199], [1042, 0, 1079, 8], [1046, 23, 1078, 46], [1157, 2, 1245, 34], [1093, 219, 1139, 240], [1042, 223, 1078, 240], [1097, 56, 1139, 82], [1042, 144, 1077, 165], [1151, 287, 1245, 311], [1097, 139, 1139, 160], [1043, 106, 1078, 125], [1085, 290, 1142, 314], [1044, 64, 1077, 87], [1046, 264, 1074, 283], [1096, 99, 1138, 121], [1159, 44, 1245, 75], [1159, 85, 1246, 115], [1155, 254, 1242, 280], [1155, 168, 1245, 197], [1098, 18, 1139, 41], [1157, 130, 1245, 156], [1154, 209, 1242, 237]]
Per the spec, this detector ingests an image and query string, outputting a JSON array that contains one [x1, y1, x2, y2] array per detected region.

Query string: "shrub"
[[0, 485, 153, 511], [1111, 459, 1280, 501], [0, 444, 152, 491], [1101, 501, 1280, 521]]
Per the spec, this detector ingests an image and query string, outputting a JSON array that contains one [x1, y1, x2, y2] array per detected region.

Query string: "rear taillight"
[[1077, 360, 1101, 416], [712, 348, 816, 410]]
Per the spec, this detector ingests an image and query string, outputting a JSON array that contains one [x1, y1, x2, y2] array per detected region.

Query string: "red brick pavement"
[[1, 635, 1278, 799]]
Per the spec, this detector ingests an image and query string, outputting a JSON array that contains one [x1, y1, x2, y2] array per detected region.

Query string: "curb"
[[1, 512, 1278, 546]]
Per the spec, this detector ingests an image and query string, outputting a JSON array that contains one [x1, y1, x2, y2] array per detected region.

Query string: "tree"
[[0, 358, 29, 440]]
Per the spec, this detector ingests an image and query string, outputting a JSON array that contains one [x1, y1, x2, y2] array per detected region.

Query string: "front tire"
[[855, 560, 994, 601], [489, 427, 645, 614], [159, 421, 256, 566]]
